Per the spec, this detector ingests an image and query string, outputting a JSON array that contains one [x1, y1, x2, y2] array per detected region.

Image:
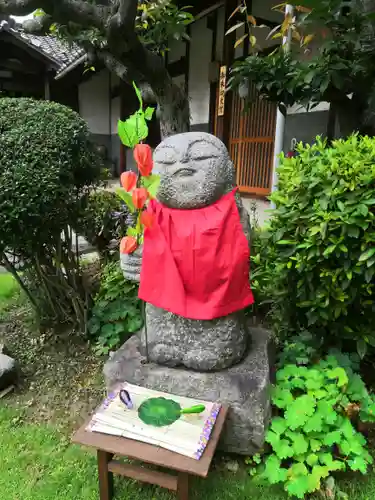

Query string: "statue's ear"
[[226, 160, 236, 186]]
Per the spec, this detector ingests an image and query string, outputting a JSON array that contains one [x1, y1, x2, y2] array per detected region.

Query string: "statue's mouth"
[[174, 167, 196, 177]]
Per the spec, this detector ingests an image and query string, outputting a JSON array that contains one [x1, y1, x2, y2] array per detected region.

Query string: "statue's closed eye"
[[154, 153, 177, 165], [189, 155, 218, 162]]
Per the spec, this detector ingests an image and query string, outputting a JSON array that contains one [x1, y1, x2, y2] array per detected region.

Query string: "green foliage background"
[[261, 135, 375, 355], [88, 261, 143, 354]]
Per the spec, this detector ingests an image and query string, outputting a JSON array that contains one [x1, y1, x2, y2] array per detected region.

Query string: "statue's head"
[[153, 132, 235, 209]]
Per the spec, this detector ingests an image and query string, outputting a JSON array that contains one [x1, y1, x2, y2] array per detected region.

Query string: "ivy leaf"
[[327, 367, 348, 387], [101, 323, 116, 338], [317, 400, 338, 424], [339, 418, 356, 440], [285, 475, 309, 499], [347, 374, 368, 399], [274, 438, 294, 459], [265, 430, 280, 448], [323, 430, 342, 446], [307, 465, 330, 493], [285, 430, 309, 454], [348, 456, 368, 474], [262, 455, 288, 484], [310, 438, 323, 452], [318, 452, 345, 471], [306, 453, 319, 466], [271, 417, 288, 435], [87, 317, 101, 335], [272, 386, 294, 408], [304, 412, 323, 433], [285, 395, 316, 430]]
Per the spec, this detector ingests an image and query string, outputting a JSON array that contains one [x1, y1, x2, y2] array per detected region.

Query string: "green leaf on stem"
[[144, 107, 155, 121], [116, 188, 135, 212], [142, 174, 160, 198]]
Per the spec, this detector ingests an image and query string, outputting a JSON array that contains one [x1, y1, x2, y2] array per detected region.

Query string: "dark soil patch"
[[0, 300, 105, 431]]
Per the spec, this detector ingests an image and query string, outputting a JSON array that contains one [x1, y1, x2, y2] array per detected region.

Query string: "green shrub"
[[252, 336, 375, 498], [77, 191, 123, 259], [0, 97, 104, 329], [269, 135, 375, 355], [88, 262, 143, 355]]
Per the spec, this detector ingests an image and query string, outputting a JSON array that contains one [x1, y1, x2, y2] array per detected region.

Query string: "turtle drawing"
[[137, 397, 205, 427]]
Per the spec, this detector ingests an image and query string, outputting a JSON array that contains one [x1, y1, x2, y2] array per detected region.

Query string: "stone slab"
[[0, 353, 17, 391], [104, 327, 272, 455]]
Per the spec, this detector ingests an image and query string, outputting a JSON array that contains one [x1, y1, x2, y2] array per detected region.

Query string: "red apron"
[[139, 189, 254, 320]]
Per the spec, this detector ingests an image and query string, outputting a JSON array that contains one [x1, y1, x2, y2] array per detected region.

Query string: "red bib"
[[139, 189, 254, 320]]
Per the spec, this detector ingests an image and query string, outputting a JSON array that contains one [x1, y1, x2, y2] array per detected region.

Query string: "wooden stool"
[[72, 406, 228, 500]]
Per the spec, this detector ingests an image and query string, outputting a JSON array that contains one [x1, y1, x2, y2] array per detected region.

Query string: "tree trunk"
[[154, 80, 190, 138]]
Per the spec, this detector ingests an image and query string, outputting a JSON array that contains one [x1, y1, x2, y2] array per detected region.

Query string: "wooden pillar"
[[119, 81, 128, 178], [216, 0, 238, 147], [44, 73, 50, 100], [97, 450, 114, 500], [177, 472, 189, 500], [208, 10, 218, 134]]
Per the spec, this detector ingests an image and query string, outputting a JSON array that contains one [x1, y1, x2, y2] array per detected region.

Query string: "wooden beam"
[[108, 460, 178, 492], [167, 56, 188, 78], [209, 10, 218, 134], [218, 0, 238, 147]]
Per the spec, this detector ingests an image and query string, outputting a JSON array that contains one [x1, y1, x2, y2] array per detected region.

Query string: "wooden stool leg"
[[97, 450, 114, 500], [177, 472, 189, 500]]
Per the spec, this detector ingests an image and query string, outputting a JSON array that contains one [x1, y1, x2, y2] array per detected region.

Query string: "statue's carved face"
[[153, 132, 235, 209]]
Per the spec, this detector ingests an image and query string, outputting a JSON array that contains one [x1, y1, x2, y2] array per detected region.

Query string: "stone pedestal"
[[104, 327, 272, 455]]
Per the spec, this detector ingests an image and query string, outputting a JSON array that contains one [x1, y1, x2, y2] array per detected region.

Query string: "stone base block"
[[104, 327, 272, 455]]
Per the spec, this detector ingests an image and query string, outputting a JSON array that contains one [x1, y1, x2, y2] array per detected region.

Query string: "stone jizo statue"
[[121, 132, 254, 372]]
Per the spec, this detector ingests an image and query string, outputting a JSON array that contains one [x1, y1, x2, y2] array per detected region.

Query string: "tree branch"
[[0, 0, 110, 31], [108, 0, 138, 40], [96, 49, 142, 85], [0, 0, 43, 16]]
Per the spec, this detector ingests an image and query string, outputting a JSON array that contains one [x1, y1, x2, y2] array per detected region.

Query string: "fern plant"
[[88, 262, 143, 355]]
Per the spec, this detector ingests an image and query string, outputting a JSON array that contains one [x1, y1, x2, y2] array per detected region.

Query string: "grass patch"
[[1, 275, 375, 499], [1, 403, 375, 500], [0, 405, 285, 500]]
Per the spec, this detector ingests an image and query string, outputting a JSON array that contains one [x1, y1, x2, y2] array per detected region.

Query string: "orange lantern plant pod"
[[132, 187, 149, 210], [120, 171, 137, 192], [134, 144, 153, 177], [120, 236, 138, 254], [140, 210, 154, 229]]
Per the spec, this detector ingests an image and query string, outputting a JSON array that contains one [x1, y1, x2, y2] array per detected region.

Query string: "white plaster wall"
[[253, 0, 283, 23], [111, 95, 121, 134], [78, 70, 110, 135], [242, 197, 272, 227], [188, 18, 213, 126], [168, 40, 186, 64]]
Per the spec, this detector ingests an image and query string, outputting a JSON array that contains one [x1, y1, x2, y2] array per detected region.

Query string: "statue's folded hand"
[[120, 245, 143, 282]]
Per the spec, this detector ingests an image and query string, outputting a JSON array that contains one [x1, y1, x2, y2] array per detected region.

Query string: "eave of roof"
[[0, 20, 85, 79]]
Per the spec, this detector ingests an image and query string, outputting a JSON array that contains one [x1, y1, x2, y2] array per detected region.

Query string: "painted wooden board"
[[87, 383, 221, 460]]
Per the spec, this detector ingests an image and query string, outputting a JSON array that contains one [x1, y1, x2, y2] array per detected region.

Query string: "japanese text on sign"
[[218, 66, 227, 117]]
